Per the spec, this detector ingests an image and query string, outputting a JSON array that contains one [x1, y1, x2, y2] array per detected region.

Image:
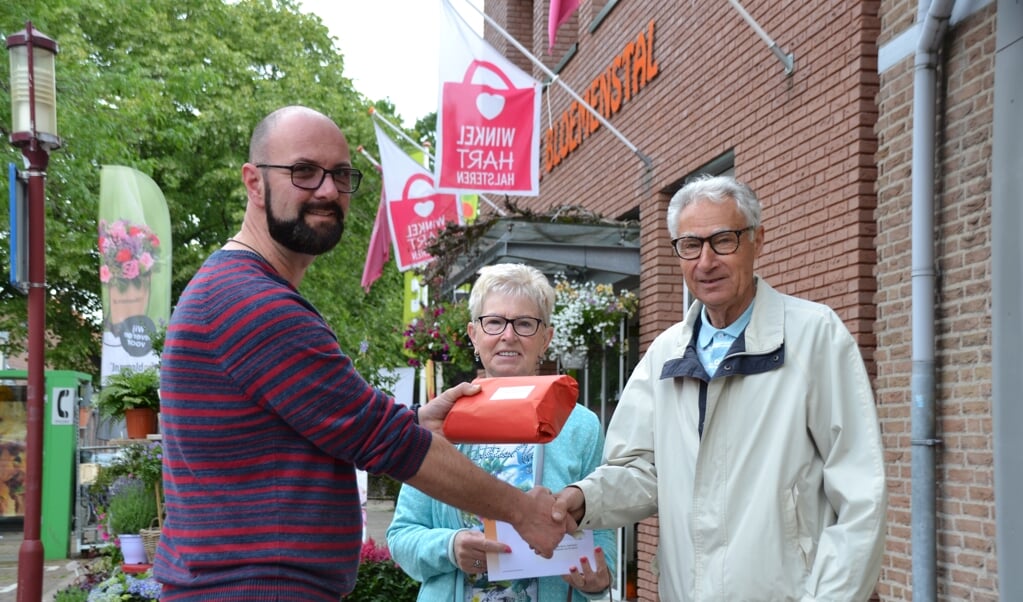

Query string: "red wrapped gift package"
[[442, 374, 579, 443]]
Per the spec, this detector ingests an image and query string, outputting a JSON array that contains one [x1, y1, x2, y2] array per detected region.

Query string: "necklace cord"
[[226, 238, 262, 256]]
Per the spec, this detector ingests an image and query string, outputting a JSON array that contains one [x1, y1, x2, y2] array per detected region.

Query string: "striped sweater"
[[154, 249, 431, 601]]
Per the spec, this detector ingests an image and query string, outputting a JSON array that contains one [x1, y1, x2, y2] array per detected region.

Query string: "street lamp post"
[[7, 21, 60, 602]]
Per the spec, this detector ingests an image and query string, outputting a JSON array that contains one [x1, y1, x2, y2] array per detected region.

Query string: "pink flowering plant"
[[98, 218, 161, 292], [345, 538, 418, 601], [401, 299, 474, 374]]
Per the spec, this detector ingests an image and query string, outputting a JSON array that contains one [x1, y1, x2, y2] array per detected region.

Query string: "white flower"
[[549, 274, 638, 360]]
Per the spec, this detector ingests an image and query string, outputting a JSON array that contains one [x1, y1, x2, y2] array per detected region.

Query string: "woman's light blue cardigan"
[[387, 404, 616, 601]]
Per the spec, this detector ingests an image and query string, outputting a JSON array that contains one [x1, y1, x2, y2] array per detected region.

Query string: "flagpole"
[[725, 0, 795, 75], [355, 145, 381, 170], [369, 108, 507, 216], [370, 108, 427, 157], [454, 0, 653, 172]]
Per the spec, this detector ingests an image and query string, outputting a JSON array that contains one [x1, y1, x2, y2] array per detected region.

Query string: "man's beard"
[[264, 185, 345, 255]]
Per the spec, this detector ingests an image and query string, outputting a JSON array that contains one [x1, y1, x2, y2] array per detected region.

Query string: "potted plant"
[[105, 476, 159, 564], [96, 366, 161, 439]]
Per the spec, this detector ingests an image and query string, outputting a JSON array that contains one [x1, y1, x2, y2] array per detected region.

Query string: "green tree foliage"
[[413, 112, 437, 159], [0, 0, 413, 388]]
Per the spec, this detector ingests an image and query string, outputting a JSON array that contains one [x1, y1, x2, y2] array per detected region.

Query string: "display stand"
[[75, 441, 121, 554], [74, 410, 163, 555], [121, 562, 152, 574]]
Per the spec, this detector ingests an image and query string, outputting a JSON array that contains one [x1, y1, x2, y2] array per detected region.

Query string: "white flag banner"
[[436, 0, 541, 196], [374, 123, 464, 271]]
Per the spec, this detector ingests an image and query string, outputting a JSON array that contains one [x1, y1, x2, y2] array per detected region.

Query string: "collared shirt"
[[696, 301, 754, 377]]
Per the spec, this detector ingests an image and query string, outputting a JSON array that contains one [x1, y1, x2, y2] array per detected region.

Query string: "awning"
[[439, 218, 640, 296]]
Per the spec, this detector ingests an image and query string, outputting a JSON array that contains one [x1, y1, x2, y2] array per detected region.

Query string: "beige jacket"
[[576, 277, 887, 601]]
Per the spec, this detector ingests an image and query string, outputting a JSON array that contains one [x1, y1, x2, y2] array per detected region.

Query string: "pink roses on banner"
[[99, 218, 161, 291]]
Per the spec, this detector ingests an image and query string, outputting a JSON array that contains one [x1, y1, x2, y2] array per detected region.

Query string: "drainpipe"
[[911, 1, 954, 601]]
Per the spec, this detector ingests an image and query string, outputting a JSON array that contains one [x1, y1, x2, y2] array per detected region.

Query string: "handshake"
[[507, 485, 587, 558]]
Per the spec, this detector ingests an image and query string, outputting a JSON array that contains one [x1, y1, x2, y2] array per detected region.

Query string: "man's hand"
[[552, 486, 586, 526], [509, 487, 573, 558], [418, 382, 482, 435]]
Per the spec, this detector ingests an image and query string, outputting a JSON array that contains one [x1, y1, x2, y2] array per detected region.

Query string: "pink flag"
[[437, 0, 541, 196], [548, 0, 581, 51], [375, 123, 464, 271], [360, 188, 390, 293]]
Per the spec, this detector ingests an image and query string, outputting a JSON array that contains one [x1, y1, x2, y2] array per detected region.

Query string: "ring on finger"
[[473, 559, 482, 569]]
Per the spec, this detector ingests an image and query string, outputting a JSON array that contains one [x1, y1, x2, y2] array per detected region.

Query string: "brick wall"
[[874, 2, 997, 600]]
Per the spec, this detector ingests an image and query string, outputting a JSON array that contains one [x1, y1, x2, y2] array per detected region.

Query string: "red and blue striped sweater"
[[154, 250, 430, 601]]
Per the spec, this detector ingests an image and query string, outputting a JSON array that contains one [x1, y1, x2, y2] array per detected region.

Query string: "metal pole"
[[724, 0, 795, 75], [11, 21, 52, 601], [18, 150, 48, 602], [600, 349, 608, 429]]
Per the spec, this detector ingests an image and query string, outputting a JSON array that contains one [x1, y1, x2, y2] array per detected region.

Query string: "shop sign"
[[544, 20, 660, 173]]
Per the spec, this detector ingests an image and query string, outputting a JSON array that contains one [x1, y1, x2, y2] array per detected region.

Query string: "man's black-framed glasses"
[[477, 315, 545, 337], [671, 226, 755, 260], [256, 162, 363, 193]]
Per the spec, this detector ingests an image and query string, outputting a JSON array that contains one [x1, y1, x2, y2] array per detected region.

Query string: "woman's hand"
[[453, 529, 510, 575], [562, 545, 612, 594]]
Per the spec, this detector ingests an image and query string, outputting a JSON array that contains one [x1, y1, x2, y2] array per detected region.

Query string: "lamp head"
[[7, 22, 60, 151]]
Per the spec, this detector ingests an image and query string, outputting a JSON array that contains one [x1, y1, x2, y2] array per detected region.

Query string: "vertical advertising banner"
[[437, 0, 541, 196], [98, 165, 172, 383], [375, 124, 463, 271]]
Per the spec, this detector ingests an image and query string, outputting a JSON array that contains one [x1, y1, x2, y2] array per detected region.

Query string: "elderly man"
[[554, 174, 887, 601], [155, 106, 566, 601]]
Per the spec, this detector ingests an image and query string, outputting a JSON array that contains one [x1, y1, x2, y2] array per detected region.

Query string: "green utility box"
[[0, 369, 92, 560]]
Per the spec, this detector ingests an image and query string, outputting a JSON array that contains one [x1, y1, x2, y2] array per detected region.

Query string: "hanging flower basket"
[[401, 299, 475, 376], [549, 274, 638, 361]]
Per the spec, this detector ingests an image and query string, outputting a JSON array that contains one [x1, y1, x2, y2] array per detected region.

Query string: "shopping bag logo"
[[387, 173, 461, 270], [438, 60, 537, 193]]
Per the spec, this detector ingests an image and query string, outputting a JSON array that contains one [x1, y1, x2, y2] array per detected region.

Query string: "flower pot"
[[560, 347, 588, 370], [119, 533, 148, 564], [124, 407, 158, 439], [108, 275, 151, 334]]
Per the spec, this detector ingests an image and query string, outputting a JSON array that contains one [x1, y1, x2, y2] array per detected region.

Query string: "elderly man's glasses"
[[256, 162, 363, 193], [477, 315, 544, 337], [671, 226, 755, 260]]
